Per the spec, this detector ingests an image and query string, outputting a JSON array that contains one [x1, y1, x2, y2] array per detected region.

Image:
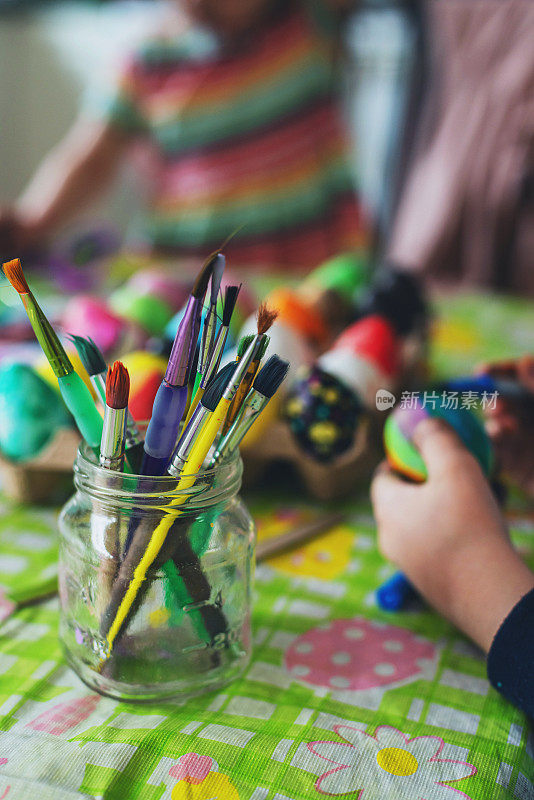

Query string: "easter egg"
[[285, 365, 363, 462], [238, 312, 313, 383], [61, 295, 146, 355], [357, 266, 427, 336], [127, 269, 189, 311], [109, 285, 173, 337], [267, 287, 330, 348], [120, 351, 167, 423], [333, 315, 400, 379], [384, 401, 493, 482], [35, 349, 95, 397], [0, 363, 73, 461], [303, 251, 369, 301]]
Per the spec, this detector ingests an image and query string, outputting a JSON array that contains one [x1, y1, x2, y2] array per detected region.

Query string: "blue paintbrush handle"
[[141, 381, 188, 474], [376, 571, 419, 611]]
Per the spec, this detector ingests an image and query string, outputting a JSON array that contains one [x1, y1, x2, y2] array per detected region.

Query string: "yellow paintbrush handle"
[[104, 397, 231, 655], [183, 385, 204, 428]]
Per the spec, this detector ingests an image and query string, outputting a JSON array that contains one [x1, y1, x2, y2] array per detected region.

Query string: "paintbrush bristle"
[[67, 334, 107, 376], [257, 303, 278, 335], [106, 361, 130, 409], [2, 258, 30, 294], [237, 334, 254, 359], [202, 361, 235, 412], [222, 284, 241, 327], [253, 355, 289, 398], [210, 253, 226, 305], [257, 335, 269, 361], [192, 251, 218, 299]]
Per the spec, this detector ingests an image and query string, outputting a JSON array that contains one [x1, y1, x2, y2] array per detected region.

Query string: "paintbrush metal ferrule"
[[222, 336, 261, 403], [168, 403, 211, 477], [20, 293, 72, 378], [212, 388, 266, 463], [200, 325, 229, 390], [100, 406, 127, 471], [165, 295, 202, 386], [91, 370, 142, 450], [199, 305, 218, 376]]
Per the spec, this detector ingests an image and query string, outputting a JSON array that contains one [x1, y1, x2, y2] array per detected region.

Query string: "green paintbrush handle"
[[163, 561, 210, 642], [192, 370, 202, 398], [58, 372, 103, 451]]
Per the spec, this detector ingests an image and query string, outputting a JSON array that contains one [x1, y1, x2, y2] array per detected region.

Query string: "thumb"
[[371, 461, 418, 517], [411, 416, 470, 477]]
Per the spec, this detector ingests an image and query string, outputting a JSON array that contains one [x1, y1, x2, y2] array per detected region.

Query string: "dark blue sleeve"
[[487, 587, 534, 718]]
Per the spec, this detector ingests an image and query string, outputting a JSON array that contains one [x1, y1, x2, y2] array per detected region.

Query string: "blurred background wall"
[[0, 0, 419, 247]]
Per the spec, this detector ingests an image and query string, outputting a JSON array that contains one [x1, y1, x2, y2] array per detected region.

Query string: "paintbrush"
[[221, 305, 275, 435], [168, 307, 278, 479], [101, 362, 242, 658], [2, 258, 103, 453], [171, 362, 235, 476], [102, 309, 278, 659], [140, 252, 216, 475], [256, 510, 346, 562], [211, 355, 289, 465], [69, 334, 144, 471], [192, 254, 226, 399], [100, 362, 130, 471], [182, 284, 241, 428], [96, 361, 130, 615]]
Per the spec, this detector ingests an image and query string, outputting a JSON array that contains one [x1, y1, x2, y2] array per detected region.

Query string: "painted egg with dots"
[[384, 400, 493, 482], [284, 365, 363, 462]]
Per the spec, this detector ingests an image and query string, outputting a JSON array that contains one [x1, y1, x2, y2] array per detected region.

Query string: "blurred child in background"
[[0, 0, 369, 271], [372, 356, 534, 716]]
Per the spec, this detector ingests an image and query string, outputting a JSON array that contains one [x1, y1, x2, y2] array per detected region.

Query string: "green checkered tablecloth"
[[0, 496, 533, 800], [0, 292, 532, 799]]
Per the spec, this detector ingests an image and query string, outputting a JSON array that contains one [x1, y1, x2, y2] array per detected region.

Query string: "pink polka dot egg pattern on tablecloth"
[[284, 617, 437, 691]]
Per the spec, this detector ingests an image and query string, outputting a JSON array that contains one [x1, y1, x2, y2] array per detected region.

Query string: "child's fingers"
[[371, 461, 415, 512], [411, 416, 476, 477]]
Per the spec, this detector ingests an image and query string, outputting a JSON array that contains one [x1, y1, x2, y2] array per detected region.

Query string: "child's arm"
[[3, 117, 129, 248], [371, 417, 534, 653]]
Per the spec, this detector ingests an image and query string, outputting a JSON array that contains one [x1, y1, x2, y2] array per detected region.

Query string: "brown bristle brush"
[[222, 302, 278, 434]]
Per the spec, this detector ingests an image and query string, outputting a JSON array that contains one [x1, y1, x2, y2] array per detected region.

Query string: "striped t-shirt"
[[106, 1, 369, 270]]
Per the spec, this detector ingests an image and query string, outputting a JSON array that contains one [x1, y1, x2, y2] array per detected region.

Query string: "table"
[[0, 292, 533, 799]]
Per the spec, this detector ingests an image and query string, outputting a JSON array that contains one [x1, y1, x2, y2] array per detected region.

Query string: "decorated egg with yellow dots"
[[284, 365, 363, 462]]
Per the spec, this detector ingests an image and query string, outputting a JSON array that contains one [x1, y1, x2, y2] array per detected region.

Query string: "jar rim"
[[74, 438, 242, 511]]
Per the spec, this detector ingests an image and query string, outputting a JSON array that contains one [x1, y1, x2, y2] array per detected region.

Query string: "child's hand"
[[371, 417, 534, 651], [480, 357, 534, 497]]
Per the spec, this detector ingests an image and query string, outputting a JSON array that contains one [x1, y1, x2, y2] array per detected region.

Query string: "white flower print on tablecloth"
[[308, 724, 477, 799]]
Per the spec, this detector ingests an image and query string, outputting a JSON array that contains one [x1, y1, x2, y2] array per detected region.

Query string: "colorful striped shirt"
[[105, 1, 370, 270]]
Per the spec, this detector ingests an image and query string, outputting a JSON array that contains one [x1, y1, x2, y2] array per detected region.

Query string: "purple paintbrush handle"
[[142, 381, 188, 472]]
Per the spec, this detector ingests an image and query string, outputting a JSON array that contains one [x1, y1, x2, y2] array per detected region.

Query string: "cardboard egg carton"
[[0, 428, 80, 504], [239, 338, 429, 502], [240, 414, 383, 501]]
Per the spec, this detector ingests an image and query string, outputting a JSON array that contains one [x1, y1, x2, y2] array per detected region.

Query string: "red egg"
[[128, 369, 165, 422], [333, 315, 400, 378]]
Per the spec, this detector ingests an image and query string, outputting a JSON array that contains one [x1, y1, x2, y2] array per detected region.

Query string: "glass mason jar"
[[58, 441, 255, 702]]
